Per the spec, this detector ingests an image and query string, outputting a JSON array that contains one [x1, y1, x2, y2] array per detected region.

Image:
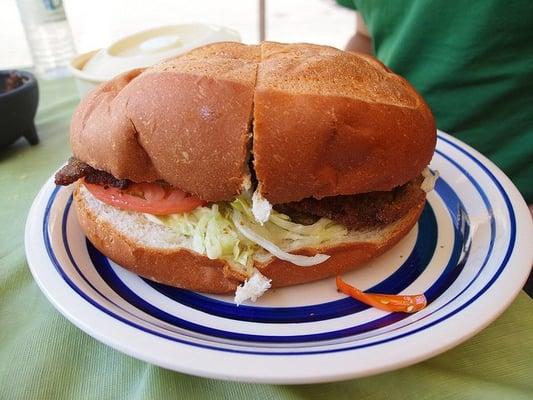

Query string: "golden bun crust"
[[73, 182, 425, 294], [71, 43, 259, 202], [70, 41, 436, 204], [253, 42, 436, 203], [70, 69, 160, 184]]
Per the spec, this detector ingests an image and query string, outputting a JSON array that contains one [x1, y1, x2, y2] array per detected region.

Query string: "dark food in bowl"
[[0, 70, 39, 150], [1, 72, 26, 93]]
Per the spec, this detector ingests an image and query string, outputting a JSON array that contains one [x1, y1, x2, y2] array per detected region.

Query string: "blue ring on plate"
[[44, 137, 502, 354], [42, 134, 514, 355]]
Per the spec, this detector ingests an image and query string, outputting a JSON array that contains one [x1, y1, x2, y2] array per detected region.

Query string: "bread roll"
[[70, 42, 436, 204], [253, 42, 436, 203]]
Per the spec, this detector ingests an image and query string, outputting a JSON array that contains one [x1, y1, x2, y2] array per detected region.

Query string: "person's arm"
[[345, 12, 373, 54]]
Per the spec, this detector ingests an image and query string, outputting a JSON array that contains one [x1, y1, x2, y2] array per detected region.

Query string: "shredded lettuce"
[[152, 194, 349, 276], [157, 204, 257, 276], [231, 196, 348, 253], [232, 209, 331, 267]]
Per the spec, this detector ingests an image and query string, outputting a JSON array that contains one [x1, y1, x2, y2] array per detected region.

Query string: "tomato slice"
[[83, 180, 205, 215], [336, 276, 427, 313]]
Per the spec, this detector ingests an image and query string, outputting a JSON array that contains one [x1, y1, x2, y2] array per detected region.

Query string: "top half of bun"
[[70, 41, 436, 204]]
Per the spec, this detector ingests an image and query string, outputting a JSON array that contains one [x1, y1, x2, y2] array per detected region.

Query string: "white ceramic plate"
[[25, 131, 532, 384]]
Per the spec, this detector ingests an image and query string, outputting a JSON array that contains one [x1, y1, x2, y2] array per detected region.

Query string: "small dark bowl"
[[0, 70, 39, 150]]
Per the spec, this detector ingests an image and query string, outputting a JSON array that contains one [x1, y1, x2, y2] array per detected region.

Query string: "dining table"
[[1, 76, 532, 400]]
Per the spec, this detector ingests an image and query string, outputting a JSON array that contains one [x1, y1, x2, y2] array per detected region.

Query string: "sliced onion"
[[421, 168, 439, 193], [232, 210, 330, 267], [251, 190, 272, 225], [234, 269, 272, 305]]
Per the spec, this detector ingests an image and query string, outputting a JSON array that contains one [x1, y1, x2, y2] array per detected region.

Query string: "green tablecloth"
[[1, 78, 532, 400]]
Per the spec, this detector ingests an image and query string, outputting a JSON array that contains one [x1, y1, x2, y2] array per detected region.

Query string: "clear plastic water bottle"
[[15, 0, 76, 79]]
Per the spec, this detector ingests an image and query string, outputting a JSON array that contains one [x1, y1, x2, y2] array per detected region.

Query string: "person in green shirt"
[[337, 0, 533, 208]]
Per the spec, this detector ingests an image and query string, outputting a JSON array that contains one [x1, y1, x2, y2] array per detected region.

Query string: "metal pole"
[[259, 0, 266, 42]]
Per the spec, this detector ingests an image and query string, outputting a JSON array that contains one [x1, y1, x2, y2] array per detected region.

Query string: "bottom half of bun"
[[73, 183, 425, 294]]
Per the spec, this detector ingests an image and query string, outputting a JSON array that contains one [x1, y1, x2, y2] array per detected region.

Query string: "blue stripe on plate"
[[424, 178, 471, 303], [42, 134, 515, 355], [87, 237, 418, 342], [57, 190, 187, 335]]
